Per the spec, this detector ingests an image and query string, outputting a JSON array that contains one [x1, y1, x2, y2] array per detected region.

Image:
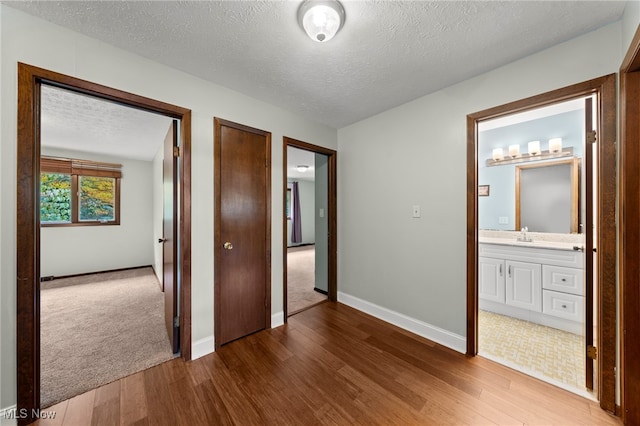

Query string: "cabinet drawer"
[[543, 290, 584, 322], [542, 265, 584, 295]]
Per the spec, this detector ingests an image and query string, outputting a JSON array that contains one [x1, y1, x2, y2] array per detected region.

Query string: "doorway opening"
[[38, 84, 179, 407], [286, 146, 328, 315], [467, 75, 617, 413], [16, 63, 192, 422], [283, 138, 337, 319], [476, 96, 595, 397]]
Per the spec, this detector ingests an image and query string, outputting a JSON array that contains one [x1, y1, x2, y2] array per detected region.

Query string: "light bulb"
[[549, 138, 562, 154], [299, 1, 345, 43]]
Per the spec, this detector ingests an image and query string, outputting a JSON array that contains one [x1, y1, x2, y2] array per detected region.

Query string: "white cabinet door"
[[506, 260, 542, 312], [479, 257, 505, 303]]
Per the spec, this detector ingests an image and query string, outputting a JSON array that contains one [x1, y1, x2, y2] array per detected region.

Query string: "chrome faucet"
[[517, 226, 532, 242]]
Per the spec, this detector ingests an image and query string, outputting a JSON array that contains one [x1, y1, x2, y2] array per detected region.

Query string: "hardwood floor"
[[34, 302, 621, 425]]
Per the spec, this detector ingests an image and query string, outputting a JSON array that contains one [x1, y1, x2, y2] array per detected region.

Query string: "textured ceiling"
[[41, 85, 173, 161], [287, 146, 317, 181], [5, 1, 626, 129]]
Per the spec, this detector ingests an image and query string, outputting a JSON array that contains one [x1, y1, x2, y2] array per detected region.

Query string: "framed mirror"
[[515, 158, 580, 233]]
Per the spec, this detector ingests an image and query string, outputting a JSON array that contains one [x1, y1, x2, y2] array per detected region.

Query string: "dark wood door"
[[214, 118, 271, 346], [584, 98, 595, 390], [163, 120, 179, 353]]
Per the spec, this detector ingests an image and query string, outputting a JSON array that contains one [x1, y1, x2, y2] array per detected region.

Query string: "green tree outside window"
[[40, 173, 72, 223], [40, 156, 121, 226], [79, 176, 115, 221]]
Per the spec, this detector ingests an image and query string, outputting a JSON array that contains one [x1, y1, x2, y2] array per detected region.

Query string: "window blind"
[[41, 156, 122, 178]]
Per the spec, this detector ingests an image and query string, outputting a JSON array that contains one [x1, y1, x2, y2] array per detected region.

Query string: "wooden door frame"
[[163, 120, 180, 353], [213, 118, 272, 349], [282, 137, 338, 319], [466, 74, 617, 413], [16, 62, 192, 423], [619, 25, 640, 425]]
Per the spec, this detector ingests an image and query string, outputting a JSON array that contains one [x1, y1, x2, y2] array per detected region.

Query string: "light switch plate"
[[319, 208, 325, 218], [412, 205, 421, 218]]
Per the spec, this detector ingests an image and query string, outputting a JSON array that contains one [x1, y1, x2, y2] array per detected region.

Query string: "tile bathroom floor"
[[478, 310, 588, 393]]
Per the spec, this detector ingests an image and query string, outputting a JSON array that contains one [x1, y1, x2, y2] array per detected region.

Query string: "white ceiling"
[[4, 1, 626, 129], [287, 146, 317, 181], [41, 85, 173, 161]]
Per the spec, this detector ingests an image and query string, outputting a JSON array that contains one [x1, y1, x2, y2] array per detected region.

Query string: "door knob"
[[223, 242, 233, 250], [158, 238, 167, 243]]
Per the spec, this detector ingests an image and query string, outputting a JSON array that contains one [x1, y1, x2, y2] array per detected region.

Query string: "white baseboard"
[[191, 335, 214, 360], [1, 405, 17, 426], [337, 292, 466, 354], [271, 311, 284, 328], [192, 311, 283, 360]]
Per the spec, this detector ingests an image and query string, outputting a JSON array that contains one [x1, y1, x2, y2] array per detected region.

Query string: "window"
[[40, 157, 122, 226]]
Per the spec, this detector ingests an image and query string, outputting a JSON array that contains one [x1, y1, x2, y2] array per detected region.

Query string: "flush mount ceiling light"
[[298, 0, 346, 42], [297, 165, 310, 172]]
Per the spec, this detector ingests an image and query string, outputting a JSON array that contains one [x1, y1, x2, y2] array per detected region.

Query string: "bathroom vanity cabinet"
[[479, 242, 584, 335]]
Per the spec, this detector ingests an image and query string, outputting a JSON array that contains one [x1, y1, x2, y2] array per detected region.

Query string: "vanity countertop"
[[479, 237, 582, 251]]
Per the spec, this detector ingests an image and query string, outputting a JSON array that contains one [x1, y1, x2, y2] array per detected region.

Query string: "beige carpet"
[[479, 310, 585, 390], [40, 267, 174, 408], [287, 245, 327, 314]]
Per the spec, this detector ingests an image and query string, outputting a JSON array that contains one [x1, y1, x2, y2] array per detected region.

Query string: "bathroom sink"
[[480, 237, 580, 251]]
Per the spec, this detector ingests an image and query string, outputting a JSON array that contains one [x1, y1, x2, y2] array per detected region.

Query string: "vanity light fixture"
[[296, 165, 310, 172], [528, 140, 541, 156], [487, 146, 574, 167], [298, 0, 346, 42], [549, 137, 563, 153], [492, 148, 504, 161], [508, 144, 520, 158]]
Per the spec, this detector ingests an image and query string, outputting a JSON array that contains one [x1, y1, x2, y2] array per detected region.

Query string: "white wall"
[[0, 5, 337, 410], [40, 147, 154, 277], [152, 144, 164, 283], [623, 1, 640, 54], [315, 154, 329, 293], [287, 179, 315, 246], [337, 22, 624, 349], [478, 109, 585, 231]]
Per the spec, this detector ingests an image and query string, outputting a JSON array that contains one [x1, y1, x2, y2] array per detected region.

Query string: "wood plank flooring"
[[34, 302, 621, 425]]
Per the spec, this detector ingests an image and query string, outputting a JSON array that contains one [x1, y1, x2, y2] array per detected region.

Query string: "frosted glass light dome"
[[298, 0, 346, 43]]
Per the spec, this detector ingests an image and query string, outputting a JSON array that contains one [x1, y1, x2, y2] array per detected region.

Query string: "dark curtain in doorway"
[[291, 181, 302, 243]]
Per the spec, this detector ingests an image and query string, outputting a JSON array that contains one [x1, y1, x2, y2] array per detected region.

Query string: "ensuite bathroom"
[[477, 96, 596, 398]]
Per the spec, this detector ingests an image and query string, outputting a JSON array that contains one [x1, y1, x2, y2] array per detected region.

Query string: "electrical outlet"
[[499, 216, 509, 224]]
